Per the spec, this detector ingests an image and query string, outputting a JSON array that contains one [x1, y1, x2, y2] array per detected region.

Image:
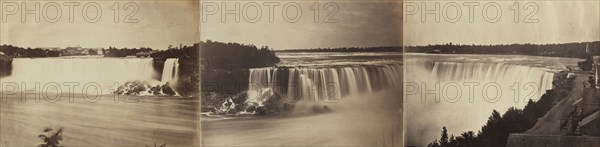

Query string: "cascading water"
[[427, 62, 555, 98], [1, 58, 157, 94], [0, 58, 181, 95], [205, 52, 404, 146], [246, 63, 402, 105], [404, 60, 558, 145], [161, 58, 180, 84]]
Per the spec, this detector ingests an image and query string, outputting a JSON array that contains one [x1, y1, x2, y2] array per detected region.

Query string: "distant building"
[[95, 49, 104, 55], [42, 47, 60, 51], [135, 52, 151, 58], [87, 48, 103, 55], [426, 49, 441, 54], [61, 46, 89, 56]]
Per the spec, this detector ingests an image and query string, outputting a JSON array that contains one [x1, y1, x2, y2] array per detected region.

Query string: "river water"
[[0, 95, 199, 146], [201, 52, 404, 146], [0, 57, 195, 146], [6, 53, 572, 146]]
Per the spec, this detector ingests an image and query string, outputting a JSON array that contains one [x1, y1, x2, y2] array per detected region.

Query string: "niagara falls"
[[0, 44, 200, 146], [200, 41, 404, 146], [1, 0, 598, 146]]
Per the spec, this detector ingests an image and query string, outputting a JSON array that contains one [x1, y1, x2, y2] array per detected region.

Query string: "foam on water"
[[0, 58, 180, 94], [246, 63, 402, 105]]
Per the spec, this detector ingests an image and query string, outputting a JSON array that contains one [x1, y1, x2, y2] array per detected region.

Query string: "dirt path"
[[525, 72, 589, 134]]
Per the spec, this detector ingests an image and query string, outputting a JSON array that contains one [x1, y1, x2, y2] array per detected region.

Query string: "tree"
[[454, 131, 477, 147], [428, 139, 441, 147], [440, 127, 449, 146], [88, 49, 98, 55]]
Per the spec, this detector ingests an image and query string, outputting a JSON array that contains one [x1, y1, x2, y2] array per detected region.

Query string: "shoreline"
[[524, 71, 589, 134], [507, 63, 600, 146]]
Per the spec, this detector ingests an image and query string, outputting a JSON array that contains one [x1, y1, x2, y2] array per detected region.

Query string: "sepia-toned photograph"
[[1, 0, 598, 146], [403, 0, 599, 146], [1, 1, 200, 146], [200, 0, 403, 146]]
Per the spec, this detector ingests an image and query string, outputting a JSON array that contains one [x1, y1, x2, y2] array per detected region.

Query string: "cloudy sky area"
[[201, 1, 403, 50], [2, 0, 596, 49], [404, 0, 600, 46], [1, 1, 199, 49]]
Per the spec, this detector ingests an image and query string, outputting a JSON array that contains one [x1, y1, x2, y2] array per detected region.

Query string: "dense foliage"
[[406, 41, 600, 58], [151, 44, 199, 59], [279, 46, 402, 52], [0, 45, 60, 57], [429, 107, 544, 147], [103, 47, 153, 57], [200, 40, 280, 69], [200, 40, 280, 110]]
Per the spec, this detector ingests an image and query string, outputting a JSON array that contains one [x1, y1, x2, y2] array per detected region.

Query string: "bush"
[[38, 127, 63, 147]]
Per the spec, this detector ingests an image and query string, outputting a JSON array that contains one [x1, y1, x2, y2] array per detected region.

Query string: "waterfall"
[[246, 63, 402, 105], [1, 58, 157, 94], [425, 62, 555, 99], [161, 58, 179, 84], [404, 61, 557, 145]]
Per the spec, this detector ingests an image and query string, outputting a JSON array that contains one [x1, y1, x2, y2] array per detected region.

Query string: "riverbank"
[[524, 71, 590, 134], [507, 66, 600, 146]]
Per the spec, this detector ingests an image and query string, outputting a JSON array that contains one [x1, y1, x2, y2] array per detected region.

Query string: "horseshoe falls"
[[403, 53, 581, 146], [246, 63, 402, 105]]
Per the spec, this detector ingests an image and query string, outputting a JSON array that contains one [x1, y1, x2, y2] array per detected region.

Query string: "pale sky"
[[202, 0, 599, 49], [200, 1, 403, 50], [404, 0, 600, 46], [3, 0, 596, 49], [0, 0, 199, 49]]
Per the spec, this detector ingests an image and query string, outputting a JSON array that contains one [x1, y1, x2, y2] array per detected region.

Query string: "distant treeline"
[[428, 73, 573, 147], [152, 44, 199, 59], [103, 47, 153, 57], [279, 46, 402, 52], [407, 41, 600, 58], [200, 40, 280, 69], [105, 44, 201, 59], [0, 44, 197, 58], [0, 45, 61, 57]]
